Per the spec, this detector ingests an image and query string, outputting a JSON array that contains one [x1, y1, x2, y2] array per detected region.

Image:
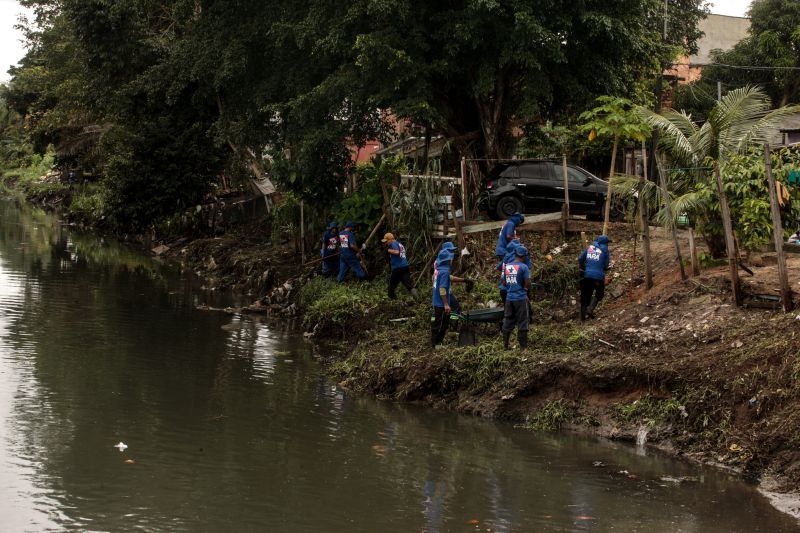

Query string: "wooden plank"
[[458, 212, 563, 234], [764, 143, 793, 312]]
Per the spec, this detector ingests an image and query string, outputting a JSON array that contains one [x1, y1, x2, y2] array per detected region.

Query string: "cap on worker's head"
[[441, 241, 457, 252], [515, 245, 529, 257], [343, 220, 354, 229], [596, 234, 611, 244], [511, 212, 525, 223], [436, 249, 454, 264], [381, 232, 395, 243], [327, 220, 339, 229]]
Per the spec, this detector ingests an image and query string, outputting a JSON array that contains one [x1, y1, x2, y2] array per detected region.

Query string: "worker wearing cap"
[[320, 221, 340, 276], [495, 212, 525, 260], [578, 235, 611, 320], [501, 245, 532, 349], [337, 220, 366, 282], [431, 243, 465, 347], [382, 233, 417, 299]]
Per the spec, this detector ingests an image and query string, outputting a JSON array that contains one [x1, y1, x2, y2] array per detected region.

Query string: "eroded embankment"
[[317, 272, 800, 494]]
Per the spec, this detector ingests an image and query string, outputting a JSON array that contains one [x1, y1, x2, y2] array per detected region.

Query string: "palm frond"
[[734, 104, 800, 152], [638, 107, 695, 165]]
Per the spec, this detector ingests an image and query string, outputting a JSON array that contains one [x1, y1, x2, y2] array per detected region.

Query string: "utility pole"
[[649, 0, 669, 182]]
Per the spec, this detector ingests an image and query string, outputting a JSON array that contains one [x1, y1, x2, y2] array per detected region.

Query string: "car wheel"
[[600, 203, 625, 222], [495, 195, 523, 219]]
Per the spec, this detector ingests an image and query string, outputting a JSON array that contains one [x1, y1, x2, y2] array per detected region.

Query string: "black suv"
[[483, 160, 608, 220]]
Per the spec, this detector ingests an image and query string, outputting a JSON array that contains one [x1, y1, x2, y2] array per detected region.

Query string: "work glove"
[[464, 279, 475, 293]]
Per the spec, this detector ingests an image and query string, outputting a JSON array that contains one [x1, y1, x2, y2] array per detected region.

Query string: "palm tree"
[[640, 86, 800, 306]]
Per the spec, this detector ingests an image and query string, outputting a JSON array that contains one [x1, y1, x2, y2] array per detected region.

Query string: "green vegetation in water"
[[518, 400, 577, 432], [614, 395, 685, 427], [300, 276, 396, 328]]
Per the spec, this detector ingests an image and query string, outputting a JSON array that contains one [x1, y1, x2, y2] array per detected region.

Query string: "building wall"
[[665, 14, 751, 84]]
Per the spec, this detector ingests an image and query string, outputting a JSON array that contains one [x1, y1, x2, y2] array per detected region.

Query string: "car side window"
[[566, 167, 589, 184], [498, 165, 518, 179], [517, 162, 554, 181]]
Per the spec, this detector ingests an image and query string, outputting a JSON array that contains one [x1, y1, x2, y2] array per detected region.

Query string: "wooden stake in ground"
[[764, 143, 793, 312], [562, 155, 570, 237], [639, 141, 653, 289], [714, 161, 742, 306], [688, 227, 700, 276], [300, 200, 306, 265]]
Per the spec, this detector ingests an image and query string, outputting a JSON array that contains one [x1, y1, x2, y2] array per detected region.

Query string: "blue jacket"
[[502, 261, 531, 301], [388, 241, 409, 269], [498, 241, 532, 290], [338, 230, 358, 258], [579, 236, 611, 281], [321, 230, 339, 257], [495, 213, 524, 256], [432, 262, 451, 307]]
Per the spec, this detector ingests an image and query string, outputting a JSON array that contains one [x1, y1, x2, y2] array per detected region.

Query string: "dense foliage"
[[3, 0, 706, 231]]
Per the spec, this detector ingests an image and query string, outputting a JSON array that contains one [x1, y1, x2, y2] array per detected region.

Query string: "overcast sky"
[[0, 0, 754, 84]]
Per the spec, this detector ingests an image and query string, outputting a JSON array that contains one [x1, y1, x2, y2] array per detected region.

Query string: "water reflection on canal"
[[0, 200, 797, 532]]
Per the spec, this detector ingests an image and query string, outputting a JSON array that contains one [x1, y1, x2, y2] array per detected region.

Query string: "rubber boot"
[[580, 306, 587, 322], [587, 296, 598, 319], [518, 330, 528, 349], [502, 331, 511, 350]]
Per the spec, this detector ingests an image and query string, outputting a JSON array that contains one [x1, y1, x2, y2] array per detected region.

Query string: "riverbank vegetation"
[[5, 0, 800, 501]]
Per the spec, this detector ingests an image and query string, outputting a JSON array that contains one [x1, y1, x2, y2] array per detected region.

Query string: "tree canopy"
[[4, 0, 707, 230]]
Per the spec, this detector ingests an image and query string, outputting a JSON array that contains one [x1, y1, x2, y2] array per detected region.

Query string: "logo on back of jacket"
[[398, 243, 406, 259], [339, 234, 350, 247], [327, 237, 338, 250], [587, 245, 603, 262], [504, 264, 520, 285]]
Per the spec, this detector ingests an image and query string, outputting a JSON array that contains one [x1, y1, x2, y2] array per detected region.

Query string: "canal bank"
[[5, 178, 800, 520], [173, 213, 800, 514]]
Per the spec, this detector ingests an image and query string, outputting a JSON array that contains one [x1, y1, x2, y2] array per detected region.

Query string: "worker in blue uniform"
[[337, 220, 366, 282]]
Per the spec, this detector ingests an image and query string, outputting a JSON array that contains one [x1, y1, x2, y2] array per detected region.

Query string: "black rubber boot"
[[580, 306, 587, 322], [502, 331, 511, 350], [587, 296, 598, 319], [518, 330, 528, 349]]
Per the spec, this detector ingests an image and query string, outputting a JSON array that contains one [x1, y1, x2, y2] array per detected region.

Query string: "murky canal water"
[[0, 199, 797, 532]]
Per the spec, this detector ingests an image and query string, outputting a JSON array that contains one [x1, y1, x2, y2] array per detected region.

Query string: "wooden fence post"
[[715, 162, 742, 306], [764, 143, 793, 312], [460, 157, 469, 220], [561, 155, 570, 237], [640, 141, 653, 289], [300, 200, 306, 265], [688, 227, 700, 276]]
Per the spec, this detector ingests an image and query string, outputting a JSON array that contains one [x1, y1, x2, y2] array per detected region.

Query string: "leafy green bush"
[[67, 184, 107, 225], [299, 276, 389, 328]]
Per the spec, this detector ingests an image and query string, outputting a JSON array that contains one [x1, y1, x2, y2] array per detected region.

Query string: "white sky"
[[0, 0, 753, 84], [0, 0, 32, 82], [709, 0, 752, 17]]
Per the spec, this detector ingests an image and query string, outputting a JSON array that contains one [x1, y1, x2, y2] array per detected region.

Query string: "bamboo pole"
[[562, 155, 570, 237], [602, 134, 619, 235], [460, 157, 469, 220], [715, 162, 742, 306], [764, 143, 793, 312], [300, 200, 306, 265], [640, 141, 653, 289]]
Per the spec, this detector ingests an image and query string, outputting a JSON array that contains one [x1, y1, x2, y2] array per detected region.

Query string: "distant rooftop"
[[689, 14, 750, 65]]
